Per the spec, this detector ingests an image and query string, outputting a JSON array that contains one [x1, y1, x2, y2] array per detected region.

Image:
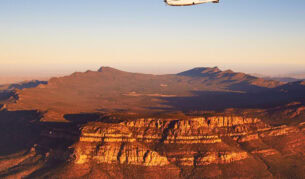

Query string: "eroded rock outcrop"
[[75, 122, 169, 166], [71, 114, 303, 170], [1, 110, 304, 179], [75, 142, 169, 166], [169, 151, 249, 166]]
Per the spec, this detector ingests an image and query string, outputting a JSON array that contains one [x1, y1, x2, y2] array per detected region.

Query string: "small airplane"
[[165, 0, 219, 6]]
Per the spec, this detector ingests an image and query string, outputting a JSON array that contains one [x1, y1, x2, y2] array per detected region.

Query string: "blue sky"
[[0, 0, 305, 79]]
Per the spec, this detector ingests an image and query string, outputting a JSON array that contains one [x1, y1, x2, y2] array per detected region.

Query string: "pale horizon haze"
[[1, 0, 305, 84]]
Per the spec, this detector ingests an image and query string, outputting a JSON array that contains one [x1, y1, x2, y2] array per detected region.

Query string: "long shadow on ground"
[[158, 88, 305, 112]]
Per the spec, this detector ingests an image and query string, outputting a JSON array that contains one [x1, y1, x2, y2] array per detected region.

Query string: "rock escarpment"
[[75, 123, 169, 166], [0, 111, 304, 178], [71, 114, 304, 175]]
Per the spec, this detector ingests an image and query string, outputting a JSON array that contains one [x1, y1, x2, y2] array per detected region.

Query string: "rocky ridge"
[[0, 108, 304, 178], [71, 114, 304, 171]]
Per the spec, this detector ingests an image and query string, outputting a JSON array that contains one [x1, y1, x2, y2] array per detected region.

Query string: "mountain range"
[[0, 67, 304, 178], [5, 66, 291, 121]]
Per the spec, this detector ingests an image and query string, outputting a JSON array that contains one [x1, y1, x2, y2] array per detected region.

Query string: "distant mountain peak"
[[98, 66, 124, 73], [223, 69, 234, 74], [201, 66, 221, 73], [178, 67, 252, 78], [178, 67, 221, 76], [176, 67, 283, 88]]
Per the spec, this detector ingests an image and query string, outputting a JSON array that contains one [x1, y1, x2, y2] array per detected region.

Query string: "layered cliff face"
[[64, 114, 305, 178], [75, 123, 169, 166], [0, 110, 304, 178]]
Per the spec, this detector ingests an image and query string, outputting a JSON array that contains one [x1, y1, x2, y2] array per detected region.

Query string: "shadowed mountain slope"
[[0, 80, 47, 105], [0, 80, 47, 91], [178, 67, 282, 89]]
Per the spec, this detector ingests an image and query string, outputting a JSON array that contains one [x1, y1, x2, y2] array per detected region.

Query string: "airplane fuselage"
[[165, 0, 219, 6]]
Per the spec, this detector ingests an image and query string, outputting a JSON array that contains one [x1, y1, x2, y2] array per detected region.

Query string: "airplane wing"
[[165, 0, 219, 6]]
